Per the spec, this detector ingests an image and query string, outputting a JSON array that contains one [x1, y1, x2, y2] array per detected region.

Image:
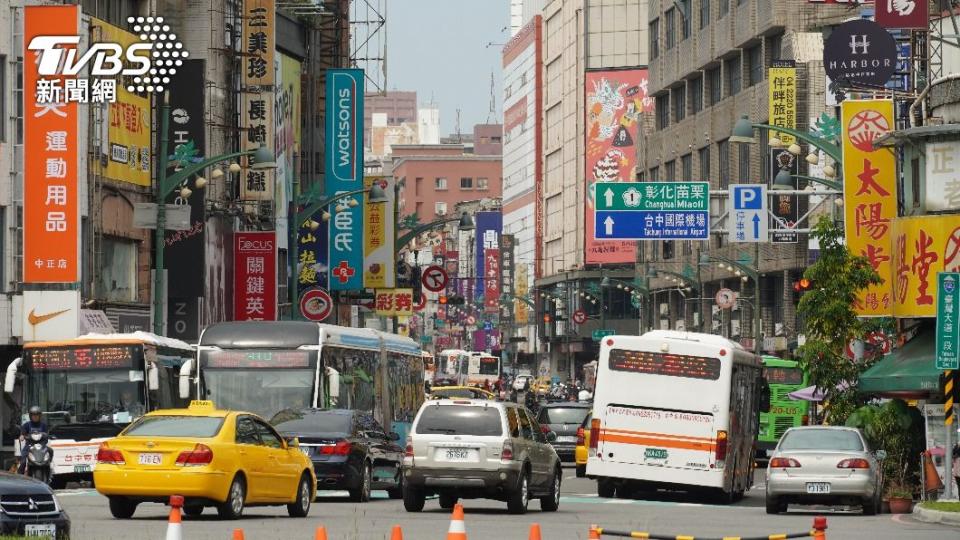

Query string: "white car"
[[512, 375, 532, 391]]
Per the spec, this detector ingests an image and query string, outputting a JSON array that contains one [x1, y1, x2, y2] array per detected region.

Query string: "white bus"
[[435, 349, 470, 384], [465, 352, 500, 386], [587, 330, 769, 502]]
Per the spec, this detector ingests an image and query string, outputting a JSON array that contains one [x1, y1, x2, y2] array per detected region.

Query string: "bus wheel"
[[575, 464, 586, 478], [597, 479, 615, 498]]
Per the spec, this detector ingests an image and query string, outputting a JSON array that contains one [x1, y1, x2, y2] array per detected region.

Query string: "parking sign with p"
[[729, 184, 767, 243]]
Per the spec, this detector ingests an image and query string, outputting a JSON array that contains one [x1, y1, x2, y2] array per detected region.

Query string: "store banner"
[[500, 235, 516, 324], [875, 0, 928, 29], [769, 148, 799, 243], [363, 176, 396, 288], [585, 68, 652, 264], [924, 141, 960, 212], [484, 248, 501, 314], [516, 263, 529, 325], [234, 231, 277, 321], [23, 5, 81, 283], [240, 0, 275, 202], [295, 207, 329, 297], [275, 54, 301, 249], [892, 214, 960, 318], [768, 60, 797, 145], [842, 99, 896, 316], [325, 68, 365, 290], [375, 289, 414, 317], [474, 212, 502, 299]]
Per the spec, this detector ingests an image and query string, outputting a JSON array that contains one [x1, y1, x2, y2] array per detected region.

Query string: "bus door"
[[599, 404, 717, 471]]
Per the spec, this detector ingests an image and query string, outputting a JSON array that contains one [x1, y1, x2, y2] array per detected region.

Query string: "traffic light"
[[439, 295, 448, 305], [447, 295, 466, 306], [792, 278, 812, 302]]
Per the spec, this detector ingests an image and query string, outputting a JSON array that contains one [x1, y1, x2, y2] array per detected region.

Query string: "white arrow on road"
[[604, 216, 615, 235], [604, 188, 615, 208]]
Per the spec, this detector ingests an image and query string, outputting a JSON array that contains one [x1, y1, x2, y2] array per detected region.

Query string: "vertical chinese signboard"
[[234, 232, 277, 321], [275, 54, 302, 250], [363, 176, 396, 288], [937, 272, 960, 371], [500, 235, 516, 325], [325, 69, 365, 291], [585, 68, 651, 264], [892, 214, 960, 317], [24, 5, 80, 283], [484, 247, 501, 314], [924, 142, 960, 212], [474, 212, 502, 300], [296, 208, 329, 317], [768, 60, 797, 145], [769, 148, 799, 243], [240, 0, 275, 202], [516, 264, 529, 325], [842, 99, 896, 316]]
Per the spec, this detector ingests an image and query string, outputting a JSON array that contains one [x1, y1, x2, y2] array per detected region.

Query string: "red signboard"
[[875, 0, 928, 29], [234, 231, 277, 321], [484, 248, 500, 313]]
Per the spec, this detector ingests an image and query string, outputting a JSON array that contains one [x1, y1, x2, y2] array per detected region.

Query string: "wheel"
[[575, 464, 586, 478], [402, 484, 425, 512], [386, 471, 404, 500], [49, 476, 66, 490], [108, 497, 137, 519], [439, 492, 459, 510], [540, 469, 561, 512], [597, 479, 616, 498], [765, 495, 785, 515], [349, 463, 372, 502], [183, 505, 203, 517], [217, 476, 246, 520], [615, 484, 633, 499], [506, 471, 529, 514], [862, 495, 879, 515], [287, 474, 312, 518]]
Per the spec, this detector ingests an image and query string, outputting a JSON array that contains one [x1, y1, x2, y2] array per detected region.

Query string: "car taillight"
[[501, 440, 514, 461], [319, 440, 352, 456], [715, 430, 728, 462], [576, 427, 585, 446], [838, 458, 871, 469], [589, 419, 600, 452], [96, 443, 125, 465], [404, 436, 414, 457], [176, 444, 213, 466], [540, 424, 550, 434], [769, 457, 801, 468]]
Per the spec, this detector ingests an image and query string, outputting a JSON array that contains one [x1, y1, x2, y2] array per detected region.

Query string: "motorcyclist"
[[19, 406, 48, 474]]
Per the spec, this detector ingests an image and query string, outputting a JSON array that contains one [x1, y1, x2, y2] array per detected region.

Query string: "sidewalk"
[[913, 501, 960, 527]]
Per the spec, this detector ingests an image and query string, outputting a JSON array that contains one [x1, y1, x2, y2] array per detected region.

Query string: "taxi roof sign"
[[188, 400, 215, 410]]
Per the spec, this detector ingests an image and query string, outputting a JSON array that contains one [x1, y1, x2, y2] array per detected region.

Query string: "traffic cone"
[[314, 526, 328, 540], [165, 495, 183, 540], [923, 450, 944, 494], [232, 529, 244, 540], [588, 524, 601, 539], [528, 523, 542, 540], [390, 525, 404, 540], [812, 516, 827, 540], [446, 503, 467, 540]]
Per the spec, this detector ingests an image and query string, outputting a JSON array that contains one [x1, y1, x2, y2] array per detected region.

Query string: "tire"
[[217, 476, 246, 520], [108, 497, 137, 519], [540, 469, 561, 512], [597, 479, 616, 498], [287, 474, 312, 518], [183, 505, 203, 517], [506, 471, 529, 515], [765, 495, 785, 515], [575, 464, 586, 478], [862, 495, 878, 516], [386, 471, 404, 500], [439, 493, 459, 510], [349, 463, 372, 503], [402, 484, 425, 512], [49, 476, 66, 490]]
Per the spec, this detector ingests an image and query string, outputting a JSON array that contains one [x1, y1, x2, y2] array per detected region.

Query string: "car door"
[[359, 414, 402, 486], [524, 407, 553, 490], [234, 415, 269, 502], [516, 406, 545, 487], [254, 418, 300, 500]]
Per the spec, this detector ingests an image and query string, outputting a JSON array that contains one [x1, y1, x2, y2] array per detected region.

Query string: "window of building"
[[656, 94, 670, 130], [0, 56, 5, 143], [650, 18, 660, 59], [673, 84, 686, 122], [720, 0, 729, 16], [665, 160, 676, 182], [665, 8, 676, 50], [15, 60, 23, 144], [708, 67, 722, 105], [460, 177, 473, 190], [435, 177, 448, 190], [98, 237, 137, 302], [911, 157, 921, 207], [435, 202, 448, 216], [747, 45, 763, 86], [416, 201, 423, 216], [649, 167, 660, 182], [725, 55, 741, 96], [768, 33, 783, 62], [690, 76, 703, 114], [477, 177, 489, 190], [699, 146, 710, 180], [413, 177, 421, 196], [680, 0, 691, 40], [738, 144, 751, 182], [737, 0, 747, 6], [700, 0, 710, 28], [681, 153, 692, 181], [718, 140, 730, 189]]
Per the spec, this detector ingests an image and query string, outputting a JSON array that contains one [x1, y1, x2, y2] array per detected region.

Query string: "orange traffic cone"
[[923, 450, 944, 494], [528, 523, 542, 540], [391, 525, 404, 540], [588, 524, 601, 539], [165, 495, 183, 540], [315, 526, 328, 540], [232, 529, 245, 540], [446, 503, 467, 540], [812, 516, 827, 540]]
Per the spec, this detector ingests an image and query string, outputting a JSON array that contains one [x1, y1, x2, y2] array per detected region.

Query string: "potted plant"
[[885, 479, 914, 514]]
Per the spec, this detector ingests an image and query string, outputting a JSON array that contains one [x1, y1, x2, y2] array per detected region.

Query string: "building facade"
[[364, 91, 419, 149]]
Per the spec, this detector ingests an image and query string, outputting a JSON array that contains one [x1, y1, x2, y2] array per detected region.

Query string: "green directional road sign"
[[592, 329, 615, 341], [595, 182, 710, 211], [937, 272, 960, 370]]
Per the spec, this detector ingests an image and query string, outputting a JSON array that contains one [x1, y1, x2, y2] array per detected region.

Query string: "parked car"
[[271, 408, 404, 502], [535, 402, 591, 462], [429, 386, 497, 400], [402, 399, 562, 514], [765, 426, 884, 515], [0, 472, 70, 538], [574, 412, 592, 478]]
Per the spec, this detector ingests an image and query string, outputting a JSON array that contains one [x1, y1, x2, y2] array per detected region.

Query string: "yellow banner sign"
[[892, 214, 960, 317], [841, 99, 896, 316], [363, 176, 396, 288], [375, 289, 414, 317], [768, 62, 797, 145], [515, 264, 529, 325], [240, 0, 275, 202]]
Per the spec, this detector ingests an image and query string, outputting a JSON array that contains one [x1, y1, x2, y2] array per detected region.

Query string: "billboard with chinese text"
[[892, 214, 960, 318], [363, 176, 396, 288], [240, 0, 276, 202], [234, 231, 277, 321]]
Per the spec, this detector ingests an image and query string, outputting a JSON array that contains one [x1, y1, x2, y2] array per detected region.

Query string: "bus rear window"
[[764, 367, 803, 385], [608, 349, 721, 380], [478, 357, 499, 375]]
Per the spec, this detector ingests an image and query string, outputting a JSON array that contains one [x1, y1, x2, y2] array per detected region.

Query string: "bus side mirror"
[[759, 379, 771, 413], [4, 357, 21, 393], [178, 359, 194, 399], [147, 363, 160, 391]]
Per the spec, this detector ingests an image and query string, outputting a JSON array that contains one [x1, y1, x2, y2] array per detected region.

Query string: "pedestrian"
[[483, 379, 492, 393]]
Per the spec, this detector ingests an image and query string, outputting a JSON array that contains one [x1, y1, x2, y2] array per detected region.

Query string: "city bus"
[[422, 351, 436, 382], [757, 355, 809, 456], [4, 332, 194, 487], [587, 330, 769, 502], [188, 321, 425, 441], [466, 352, 500, 386], [436, 349, 470, 384]]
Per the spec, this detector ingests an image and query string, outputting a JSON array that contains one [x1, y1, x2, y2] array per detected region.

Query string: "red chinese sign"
[[875, 0, 928, 30], [484, 249, 500, 314], [234, 231, 277, 321]]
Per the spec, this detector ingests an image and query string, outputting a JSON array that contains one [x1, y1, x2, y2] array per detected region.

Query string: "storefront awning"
[[858, 331, 940, 397]]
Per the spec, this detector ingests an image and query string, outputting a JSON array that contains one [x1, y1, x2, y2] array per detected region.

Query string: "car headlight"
[[52, 495, 62, 512]]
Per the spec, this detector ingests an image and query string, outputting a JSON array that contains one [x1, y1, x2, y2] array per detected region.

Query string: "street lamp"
[[730, 114, 842, 164], [395, 212, 474, 252]]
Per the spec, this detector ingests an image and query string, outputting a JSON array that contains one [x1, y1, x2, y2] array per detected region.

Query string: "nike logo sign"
[[27, 308, 70, 327]]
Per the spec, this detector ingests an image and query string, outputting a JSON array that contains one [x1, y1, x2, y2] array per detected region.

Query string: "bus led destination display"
[[27, 345, 138, 370], [203, 350, 312, 369], [608, 349, 721, 380]]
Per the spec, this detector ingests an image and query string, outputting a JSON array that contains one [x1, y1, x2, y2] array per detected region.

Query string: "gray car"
[[402, 399, 562, 514], [765, 426, 884, 515]]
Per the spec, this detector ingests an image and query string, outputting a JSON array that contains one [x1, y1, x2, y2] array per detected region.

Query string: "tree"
[[796, 216, 884, 424]]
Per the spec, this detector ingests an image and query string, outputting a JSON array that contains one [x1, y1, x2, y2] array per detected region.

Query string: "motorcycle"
[[23, 430, 54, 485]]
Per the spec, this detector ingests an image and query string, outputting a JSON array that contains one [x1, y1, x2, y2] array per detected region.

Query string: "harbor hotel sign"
[[823, 19, 897, 88]]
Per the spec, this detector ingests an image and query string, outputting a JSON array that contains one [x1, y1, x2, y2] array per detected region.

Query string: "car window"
[[123, 416, 224, 438], [254, 419, 283, 448], [235, 416, 260, 445], [779, 429, 864, 451], [538, 407, 590, 425], [414, 405, 503, 436], [517, 407, 533, 440], [271, 410, 353, 434], [358, 413, 388, 439], [526, 409, 547, 443], [581, 412, 592, 428], [506, 407, 520, 438]]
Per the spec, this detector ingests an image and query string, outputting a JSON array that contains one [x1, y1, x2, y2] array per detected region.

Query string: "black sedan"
[[271, 408, 404, 502], [536, 402, 592, 462], [0, 472, 70, 538]]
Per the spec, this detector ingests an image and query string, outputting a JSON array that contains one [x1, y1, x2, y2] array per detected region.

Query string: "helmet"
[[28, 406, 41, 416]]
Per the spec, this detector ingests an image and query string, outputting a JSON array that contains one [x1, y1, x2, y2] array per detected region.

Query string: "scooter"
[[23, 430, 54, 485]]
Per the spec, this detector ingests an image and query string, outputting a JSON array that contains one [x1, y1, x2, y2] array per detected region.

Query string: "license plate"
[[645, 448, 668, 460], [806, 482, 831, 494], [24, 524, 56, 537], [556, 436, 577, 443], [74, 464, 91, 473], [440, 448, 475, 461], [138, 453, 162, 465]]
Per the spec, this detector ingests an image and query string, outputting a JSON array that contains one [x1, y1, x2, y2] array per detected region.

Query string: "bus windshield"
[[199, 349, 316, 419], [478, 356, 499, 376], [26, 369, 145, 425], [763, 366, 803, 385]]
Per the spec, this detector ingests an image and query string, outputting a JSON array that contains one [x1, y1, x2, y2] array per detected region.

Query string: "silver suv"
[[402, 399, 561, 514]]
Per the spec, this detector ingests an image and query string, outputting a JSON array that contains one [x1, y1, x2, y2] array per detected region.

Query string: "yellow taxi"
[[575, 412, 592, 477], [94, 401, 316, 520], [428, 386, 497, 400]]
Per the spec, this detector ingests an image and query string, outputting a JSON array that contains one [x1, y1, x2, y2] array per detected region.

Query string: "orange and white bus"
[[587, 330, 768, 502]]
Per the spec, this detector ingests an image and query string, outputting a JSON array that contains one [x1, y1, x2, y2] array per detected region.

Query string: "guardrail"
[[588, 517, 828, 540]]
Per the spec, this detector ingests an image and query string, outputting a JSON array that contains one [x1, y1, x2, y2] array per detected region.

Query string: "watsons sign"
[[329, 70, 360, 183], [823, 19, 897, 88]]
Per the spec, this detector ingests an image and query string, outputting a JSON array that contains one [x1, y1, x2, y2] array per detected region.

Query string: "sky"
[[382, 0, 510, 136]]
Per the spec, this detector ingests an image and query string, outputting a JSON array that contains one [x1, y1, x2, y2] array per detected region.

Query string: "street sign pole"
[[593, 182, 710, 240], [936, 272, 960, 370], [729, 184, 768, 243]]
